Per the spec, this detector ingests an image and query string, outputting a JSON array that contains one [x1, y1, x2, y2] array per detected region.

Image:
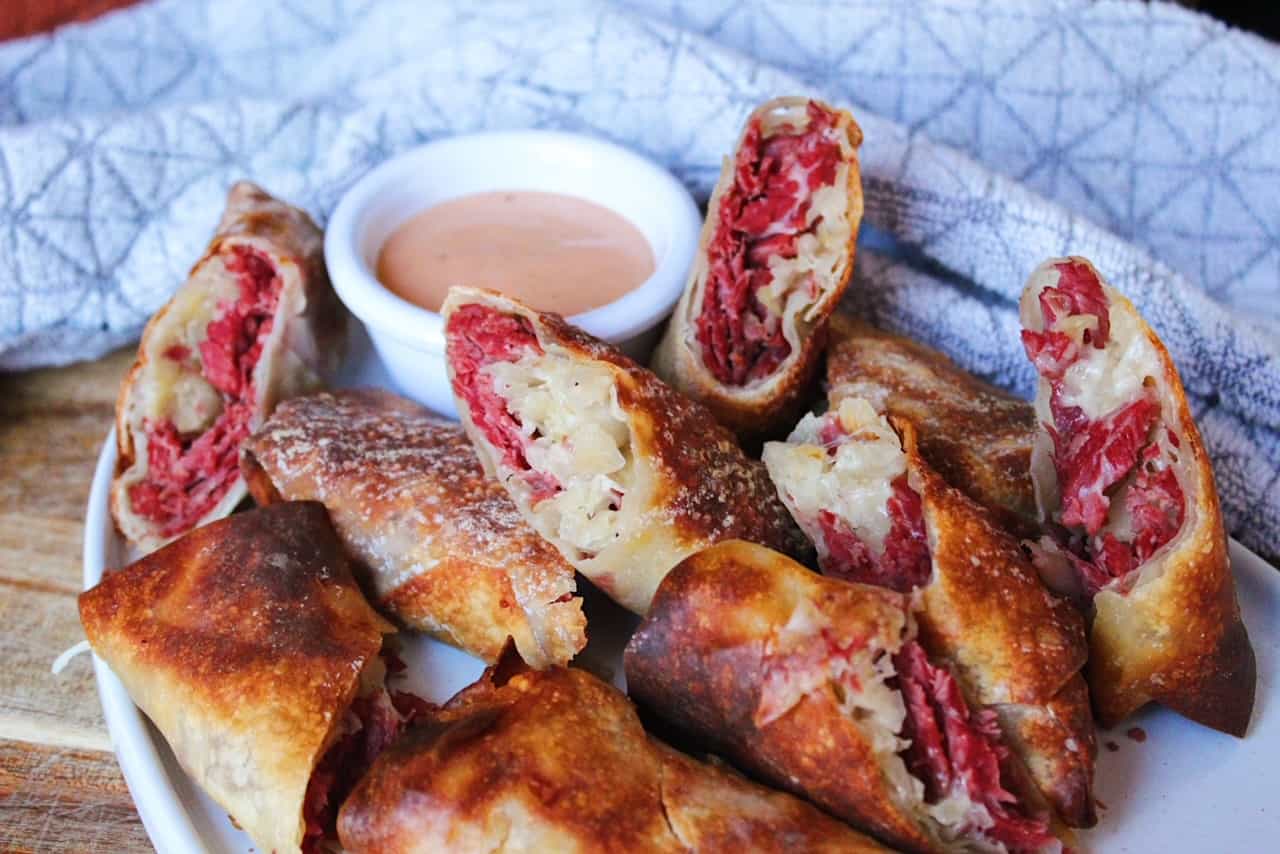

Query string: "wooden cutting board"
[[0, 348, 151, 853]]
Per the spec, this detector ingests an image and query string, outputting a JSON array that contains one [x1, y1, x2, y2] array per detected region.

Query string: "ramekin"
[[324, 130, 702, 416]]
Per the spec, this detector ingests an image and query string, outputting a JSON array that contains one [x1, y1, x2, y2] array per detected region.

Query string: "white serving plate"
[[83, 322, 1279, 853]]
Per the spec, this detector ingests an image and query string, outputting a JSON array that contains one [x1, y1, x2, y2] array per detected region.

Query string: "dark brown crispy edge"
[[827, 314, 1039, 538], [624, 541, 933, 853]]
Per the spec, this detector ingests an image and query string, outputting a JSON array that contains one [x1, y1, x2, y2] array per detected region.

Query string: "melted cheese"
[[763, 398, 904, 558], [486, 353, 632, 558], [1057, 301, 1159, 420], [136, 256, 242, 428]]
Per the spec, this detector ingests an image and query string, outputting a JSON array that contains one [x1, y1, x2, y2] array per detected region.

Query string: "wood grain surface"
[[0, 348, 151, 853]]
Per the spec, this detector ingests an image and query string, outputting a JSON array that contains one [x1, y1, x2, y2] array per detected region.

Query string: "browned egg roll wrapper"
[[826, 315, 1039, 537], [112, 181, 346, 553], [1020, 256, 1255, 734], [442, 286, 808, 615], [79, 502, 414, 854], [764, 402, 1095, 827], [241, 388, 585, 668], [337, 663, 887, 853], [626, 541, 1074, 854], [652, 96, 864, 442]]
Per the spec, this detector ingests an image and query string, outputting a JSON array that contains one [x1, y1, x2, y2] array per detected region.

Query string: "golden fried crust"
[[652, 97, 864, 444], [898, 419, 1096, 826], [241, 389, 585, 668], [1087, 290, 1255, 735], [443, 287, 809, 615], [625, 541, 933, 853], [337, 664, 887, 854], [79, 502, 391, 854], [651, 741, 887, 853], [111, 181, 345, 553], [828, 315, 1039, 538]]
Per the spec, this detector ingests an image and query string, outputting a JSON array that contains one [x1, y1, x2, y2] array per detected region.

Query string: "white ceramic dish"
[[324, 130, 702, 416], [82, 327, 1279, 853]]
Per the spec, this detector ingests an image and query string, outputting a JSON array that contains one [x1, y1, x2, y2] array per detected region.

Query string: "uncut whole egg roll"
[[826, 314, 1039, 537], [241, 389, 585, 668], [652, 96, 864, 441], [625, 541, 1070, 854], [763, 400, 1095, 827], [79, 502, 426, 854], [338, 661, 886, 853], [1019, 256, 1255, 734], [442, 286, 808, 615], [111, 181, 346, 553]]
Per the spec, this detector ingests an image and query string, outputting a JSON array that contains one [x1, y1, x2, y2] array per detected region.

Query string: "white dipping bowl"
[[324, 130, 703, 416]]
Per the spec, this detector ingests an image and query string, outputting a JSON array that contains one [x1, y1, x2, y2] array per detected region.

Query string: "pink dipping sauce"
[[376, 190, 655, 315]]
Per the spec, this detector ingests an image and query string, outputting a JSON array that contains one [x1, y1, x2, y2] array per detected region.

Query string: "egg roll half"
[[337, 662, 886, 853], [79, 502, 424, 854], [242, 389, 585, 668], [625, 541, 1071, 854], [443, 286, 808, 615], [1019, 256, 1255, 734], [763, 400, 1095, 827], [111, 182, 345, 553], [652, 96, 864, 441]]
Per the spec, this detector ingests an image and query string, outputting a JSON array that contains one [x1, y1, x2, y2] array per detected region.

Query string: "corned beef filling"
[[446, 304, 560, 501], [129, 247, 281, 536], [895, 642, 1055, 852], [818, 476, 930, 592], [1020, 260, 1185, 596], [301, 650, 430, 854], [697, 102, 843, 386], [814, 419, 931, 593]]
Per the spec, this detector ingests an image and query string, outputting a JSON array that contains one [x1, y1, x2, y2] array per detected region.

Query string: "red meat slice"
[[817, 475, 931, 593], [301, 654, 429, 853], [446, 304, 560, 502], [895, 642, 1055, 853], [696, 102, 844, 386], [1021, 262, 1186, 595], [129, 246, 281, 536], [1052, 397, 1158, 536]]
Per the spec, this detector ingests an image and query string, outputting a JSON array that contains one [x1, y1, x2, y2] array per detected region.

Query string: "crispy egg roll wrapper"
[[337, 664, 887, 853], [626, 541, 1073, 854], [242, 388, 585, 668], [442, 286, 808, 615], [79, 502, 394, 854], [653, 96, 863, 442], [764, 402, 1095, 827], [1020, 256, 1255, 734], [112, 181, 345, 553]]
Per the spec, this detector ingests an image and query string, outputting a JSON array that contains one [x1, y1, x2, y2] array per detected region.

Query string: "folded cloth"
[[0, 0, 1275, 559]]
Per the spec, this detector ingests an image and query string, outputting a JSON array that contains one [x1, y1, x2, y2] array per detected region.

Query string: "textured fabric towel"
[[0, 0, 1276, 558]]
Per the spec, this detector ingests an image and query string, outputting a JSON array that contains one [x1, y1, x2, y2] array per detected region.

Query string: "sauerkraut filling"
[[301, 648, 429, 854], [696, 101, 851, 386], [757, 607, 1053, 853], [1020, 260, 1185, 596], [130, 246, 281, 536], [763, 399, 931, 592], [448, 304, 634, 560]]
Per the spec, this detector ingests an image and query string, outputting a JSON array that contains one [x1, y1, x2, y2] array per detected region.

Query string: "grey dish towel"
[[0, 0, 1276, 558]]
